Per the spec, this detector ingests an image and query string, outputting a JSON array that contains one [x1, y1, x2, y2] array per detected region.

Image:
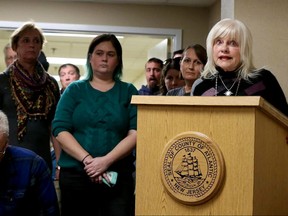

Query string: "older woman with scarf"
[[0, 21, 60, 171]]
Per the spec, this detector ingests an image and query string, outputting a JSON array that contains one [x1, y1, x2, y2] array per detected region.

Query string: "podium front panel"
[[133, 96, 288, 216]]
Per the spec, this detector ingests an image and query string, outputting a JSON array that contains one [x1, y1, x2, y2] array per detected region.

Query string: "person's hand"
[[84, 156, 109, 178], [89, 172, 111, 185], [90, 175, 103, 184]]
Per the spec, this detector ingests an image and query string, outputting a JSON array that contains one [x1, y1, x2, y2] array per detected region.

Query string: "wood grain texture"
[[133, 96, 288, 215]]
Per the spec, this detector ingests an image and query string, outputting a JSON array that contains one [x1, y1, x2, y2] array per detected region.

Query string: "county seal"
[[160, 131, 225, 205]]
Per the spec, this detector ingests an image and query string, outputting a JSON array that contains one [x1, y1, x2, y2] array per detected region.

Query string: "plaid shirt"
[[0, 146, 60, 216]]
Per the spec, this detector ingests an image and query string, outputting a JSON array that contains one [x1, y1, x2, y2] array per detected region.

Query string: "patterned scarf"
[[9, 61, 59, 140]]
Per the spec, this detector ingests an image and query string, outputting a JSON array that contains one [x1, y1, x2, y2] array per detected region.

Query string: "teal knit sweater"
[[52, 79, 138, 171]]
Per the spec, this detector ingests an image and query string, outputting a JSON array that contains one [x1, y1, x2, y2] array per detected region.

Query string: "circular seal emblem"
[[160, 131, 225, 205]]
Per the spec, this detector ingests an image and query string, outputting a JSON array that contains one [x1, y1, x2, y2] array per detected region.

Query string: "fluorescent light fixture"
[[47, 57, 86, 66], [44, 32, 124, 39], [44, 32, 96, 38]]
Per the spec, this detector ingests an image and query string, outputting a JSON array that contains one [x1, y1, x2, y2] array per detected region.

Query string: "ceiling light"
[[47, 57, 86, 66], [44, 32, 96, 38], [44, 32, 124, 39]]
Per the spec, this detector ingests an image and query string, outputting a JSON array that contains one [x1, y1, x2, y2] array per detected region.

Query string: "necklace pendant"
[[224, 90, 233, 96]]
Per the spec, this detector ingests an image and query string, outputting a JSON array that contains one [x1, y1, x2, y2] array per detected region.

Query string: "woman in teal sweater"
[[52, 34, 138, 216]]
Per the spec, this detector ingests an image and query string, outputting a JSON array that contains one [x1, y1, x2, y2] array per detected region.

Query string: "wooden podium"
[[131, 96, 288, 216]]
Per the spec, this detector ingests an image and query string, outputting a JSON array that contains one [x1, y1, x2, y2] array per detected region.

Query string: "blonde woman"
[[193, 18, 288, 116]]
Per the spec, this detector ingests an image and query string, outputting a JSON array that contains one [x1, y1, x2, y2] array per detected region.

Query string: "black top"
[[193, 69, 288, 116]]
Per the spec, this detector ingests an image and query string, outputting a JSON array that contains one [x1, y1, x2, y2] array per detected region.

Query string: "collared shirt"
[[0, 146, 60, 216]]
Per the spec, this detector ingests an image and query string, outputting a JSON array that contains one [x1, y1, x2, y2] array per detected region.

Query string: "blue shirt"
[[0, 146, 60, 216], [138, 85, 160, 95]]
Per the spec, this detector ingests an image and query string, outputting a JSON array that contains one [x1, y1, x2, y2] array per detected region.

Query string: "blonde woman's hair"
[[202, 18, 261, 80]]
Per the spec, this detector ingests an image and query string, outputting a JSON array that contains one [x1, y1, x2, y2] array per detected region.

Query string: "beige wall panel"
[[0, 0, 214, 48], [234, 0, 288, 101], [209, 0, 221, 29]]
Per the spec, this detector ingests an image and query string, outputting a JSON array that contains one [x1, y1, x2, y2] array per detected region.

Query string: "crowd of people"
[[0, 18, 287, 216]]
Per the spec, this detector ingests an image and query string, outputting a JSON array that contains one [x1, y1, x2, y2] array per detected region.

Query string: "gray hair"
[[0, 111, 9, 136]]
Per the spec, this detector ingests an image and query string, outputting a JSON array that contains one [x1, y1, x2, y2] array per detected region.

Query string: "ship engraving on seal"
[[160, 132, 225, 205]]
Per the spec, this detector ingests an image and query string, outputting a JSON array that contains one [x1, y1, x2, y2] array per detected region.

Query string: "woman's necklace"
[[215, 73, 241, 96]]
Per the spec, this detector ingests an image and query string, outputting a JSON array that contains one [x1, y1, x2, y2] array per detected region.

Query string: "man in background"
[[3, 43, 17, 67], [51, 63, 81, 180], [58, 63, 80, 94], [138, 57, 163, 95]]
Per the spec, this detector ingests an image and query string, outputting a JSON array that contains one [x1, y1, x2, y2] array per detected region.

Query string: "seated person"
[[0, 111, 60, 216]]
